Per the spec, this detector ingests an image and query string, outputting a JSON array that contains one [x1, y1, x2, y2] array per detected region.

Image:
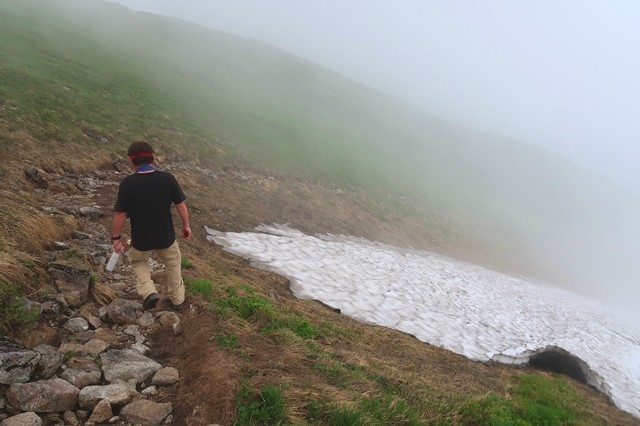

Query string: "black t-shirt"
[[114, 170, 186, 251]]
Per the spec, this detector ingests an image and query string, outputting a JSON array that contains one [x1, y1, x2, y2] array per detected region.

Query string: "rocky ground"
[[0, 163, 223, 426]]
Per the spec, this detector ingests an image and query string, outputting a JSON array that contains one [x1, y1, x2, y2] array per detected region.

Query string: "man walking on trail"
[[111, 141, 192, 310]]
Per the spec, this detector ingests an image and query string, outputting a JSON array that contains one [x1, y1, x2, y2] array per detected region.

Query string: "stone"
[[32, 345, 63, 380], [157, 312, 179, 328], [6, 378, 79, 413], [78, 383, 138, 410], [151, 367, 179, 386], [130, 343, 150, 355], [82, 339, 108, 356], [46, 264, 91, 308], [59, 358, 102, 389], [71, 231, 92, 240], [62, 411, 80, 426], [87, 399, 113, 424], [53, 242, 68, 250], [0, 396, 5, 409], [137, 312, 155, 327], [79, 206, 103, 219], [100, 349, 161, 385], [64, 317, 90, 333], [66, 330, 94, 344], [141, 385, 157, 396], [24, 167, 48, 189], [84, 314, 103, 329], [0, 336, 40, 384], [0, 412, 42, 426], [120, 400, 172, 426], [106, 299, 137, 325]]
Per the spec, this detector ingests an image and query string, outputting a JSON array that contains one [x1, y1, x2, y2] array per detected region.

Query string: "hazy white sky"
[[109, 0, 640, 194]]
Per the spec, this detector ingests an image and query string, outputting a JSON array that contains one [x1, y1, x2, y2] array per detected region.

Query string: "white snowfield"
[[205, 224, 640, 418]]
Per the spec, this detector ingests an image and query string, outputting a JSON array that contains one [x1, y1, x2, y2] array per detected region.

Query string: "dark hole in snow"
[[529, 351, 588, 384]]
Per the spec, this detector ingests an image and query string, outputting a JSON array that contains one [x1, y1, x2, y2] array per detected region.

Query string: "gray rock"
[[157, 312, 179, 328], [62, 411, 80, 426], [24, 167, 48, 189], [59, 358, 102, 389], [84, 314, 103, 329], [0, 336, 40, 384], [100, 349, 161, 384], [71, 231, 92, 240], [137, 312, 155, 327], [0, 412, 42, 426], [53, 242, 68, 250], [141, 385, 157, 396], [79, 206, 103, 219], [106, 299, 137, 325], [0, 396, 5, 409], [66, 330, 95, 344], [82, 339, 108, 356], [113, 160, 130, 174], [151, 367, 179, 387], [6, 378, 79, 413], [64, 317, 90, 333], [120, 400, 172, 426], [47, 264, 91, 308], [32, 345, 63, 380], [41, 300, 63, 315], [87, 399, 113, 424], [78, 383, 137, 410], [130, 343, 150, 355]]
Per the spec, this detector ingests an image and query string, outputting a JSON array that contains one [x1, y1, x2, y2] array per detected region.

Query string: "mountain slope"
[[1, 0, 640, 305]]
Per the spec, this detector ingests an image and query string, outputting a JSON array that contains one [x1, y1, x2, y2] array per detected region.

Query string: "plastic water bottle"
[[105, 252, 120, 272]]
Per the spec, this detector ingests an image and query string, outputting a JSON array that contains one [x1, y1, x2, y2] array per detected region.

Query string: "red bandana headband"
[[128, 152, 154, 159]]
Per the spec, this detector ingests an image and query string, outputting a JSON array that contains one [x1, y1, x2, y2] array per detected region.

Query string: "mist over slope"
[[2, 0, 640, 309]]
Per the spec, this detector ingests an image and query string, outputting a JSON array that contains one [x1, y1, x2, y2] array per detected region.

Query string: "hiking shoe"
[[143, 293, 159, 310], [171, 301, 185, 311]]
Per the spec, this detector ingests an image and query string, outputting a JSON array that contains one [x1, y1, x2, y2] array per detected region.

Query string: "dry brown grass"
[[0, 251, 27, 285], [90, 282, 117, 307]]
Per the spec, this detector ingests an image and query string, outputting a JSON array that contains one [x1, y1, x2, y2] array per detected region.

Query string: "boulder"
[[87, 399, 113, 424], [0, 336, 40, 384], [46, 264, 91, 308], [0, 412, 42, 426], [100, 349, 161, 385], [59, 357, 102, 389], [78, 383, 137, 410], [6, 378, 79, 413], [32, 345, 63, 380], [120, 400, 172, 426], [151, 367, 179, 386], [78, 206, 103, 219], [106, 299, 137, 325], [64, 317, 89, 333]]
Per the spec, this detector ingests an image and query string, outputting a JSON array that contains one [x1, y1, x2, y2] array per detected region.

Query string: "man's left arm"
[[175, 202, 192, 240]]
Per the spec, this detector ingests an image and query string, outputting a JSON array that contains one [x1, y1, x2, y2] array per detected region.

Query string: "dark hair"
[[127, 140, 155, 166]]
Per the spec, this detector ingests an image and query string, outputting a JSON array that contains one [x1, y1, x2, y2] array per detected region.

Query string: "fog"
[[109, 0, 640, 196], [98, 0, 640, 313]]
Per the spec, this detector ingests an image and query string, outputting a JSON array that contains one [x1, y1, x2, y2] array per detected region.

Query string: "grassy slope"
[[3, 0, 640, 292], [1, 0, 640, 424]]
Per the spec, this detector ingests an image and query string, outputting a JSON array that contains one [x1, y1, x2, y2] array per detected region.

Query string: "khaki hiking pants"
[[129, 241, 185, 305]]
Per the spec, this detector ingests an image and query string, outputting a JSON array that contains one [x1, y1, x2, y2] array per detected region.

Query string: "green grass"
[[458, 374, 585, 425], [235, 382, 287, 426], [210, 332, 238, 349], [181, 257, 194, 269], [185, 277, 214, 300], [0, 281, 39, 335]]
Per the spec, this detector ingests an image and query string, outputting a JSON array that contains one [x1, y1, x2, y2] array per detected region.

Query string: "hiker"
[[111, 141, 192, 310]]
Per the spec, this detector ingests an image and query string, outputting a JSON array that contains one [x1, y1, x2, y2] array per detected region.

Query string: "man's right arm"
[[112, 211, 127, 253]]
